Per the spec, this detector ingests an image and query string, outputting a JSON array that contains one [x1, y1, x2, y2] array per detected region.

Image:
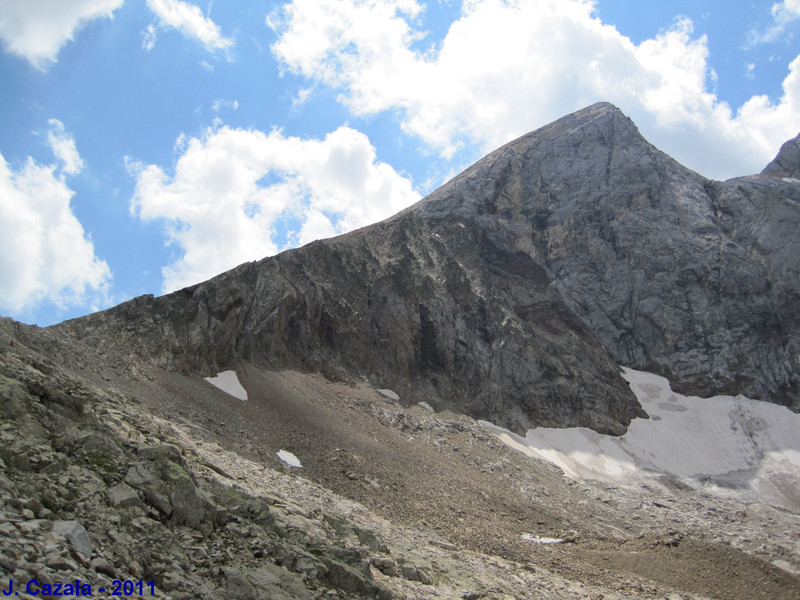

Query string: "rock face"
[[54, 211, 641, 435], [412, 103, 800, 409], [51, 103, 800, 433], [762, 133, 800, 178]]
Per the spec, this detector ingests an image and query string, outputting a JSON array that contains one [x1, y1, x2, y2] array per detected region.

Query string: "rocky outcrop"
[[0, 331, 392, 600], [48, 103, 800, 434], [53, 205, 643, 435], [762, 133, 800, 178], [412, 103, 800, 409]]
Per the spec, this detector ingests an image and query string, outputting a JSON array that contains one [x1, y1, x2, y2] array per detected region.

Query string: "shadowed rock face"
[[50, 103, 800, 433], [54, 211, 642, 435]]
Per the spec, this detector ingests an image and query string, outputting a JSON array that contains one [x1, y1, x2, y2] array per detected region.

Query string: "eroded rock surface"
[[413, 103, 800, 408], [2, 324, 799, 600], [24, 102, 800, 432]]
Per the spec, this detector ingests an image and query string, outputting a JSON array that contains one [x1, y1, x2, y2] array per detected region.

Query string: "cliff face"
[[51, 103, 800, 434], [412, 103, 800, 408], [54, 209, 641, 435]]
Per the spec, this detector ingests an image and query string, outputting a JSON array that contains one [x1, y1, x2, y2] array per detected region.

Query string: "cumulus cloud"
[[0, 122, 110, 316], [0, 0, 123, 69], [129, 125, 420, 292], [145, 0, 233, 52], [269, 0, 800, 179]]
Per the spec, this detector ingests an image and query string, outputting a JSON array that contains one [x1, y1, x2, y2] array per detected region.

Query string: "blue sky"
[[1, 0, 799, 326]]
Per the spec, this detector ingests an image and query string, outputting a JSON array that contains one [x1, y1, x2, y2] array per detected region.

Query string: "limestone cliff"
[[412, 102, 800, 409], [51, 103, 800, 434]]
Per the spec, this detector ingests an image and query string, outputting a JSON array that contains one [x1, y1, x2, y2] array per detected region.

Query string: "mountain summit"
[[413, 102, 800, 411], [46, 103, 800, 435], [762, 131, 800, 178]]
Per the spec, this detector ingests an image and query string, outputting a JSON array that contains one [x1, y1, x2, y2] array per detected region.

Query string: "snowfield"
[[204, 370, 248, 401], [483, 368, 800, 513]]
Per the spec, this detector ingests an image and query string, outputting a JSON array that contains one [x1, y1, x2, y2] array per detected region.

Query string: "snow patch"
[[277, 450, 302, 468], [484, 368, 800, 513], [522, 534, 563, 544], [377, 388, 400, 401], [204, 370, 248, 401], [418, 401, 435, 413]]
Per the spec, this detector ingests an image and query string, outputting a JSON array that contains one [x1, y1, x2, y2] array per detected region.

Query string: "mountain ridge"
[[2, 101, 800, 600], [410, 102, 800, 408], [38, 102, 800, 435]]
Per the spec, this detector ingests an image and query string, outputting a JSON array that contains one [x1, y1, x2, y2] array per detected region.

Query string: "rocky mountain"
[[411, 102, 800, 408], [2, 320, 800, 600], [2, 103, 800, 600], [49, 102, 800, 435]]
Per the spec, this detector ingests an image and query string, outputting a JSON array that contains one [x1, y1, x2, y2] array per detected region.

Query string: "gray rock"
[[91, 556, 116, 577], [222, 567, 258, 600], [107, 483, 142, 509], [762, 132, 800, 178], [45, 555, 78, 571], [414, 102, 800, 411], [0, 473, 17, 497], [401, 564, 419, 580], [48, 102, 800, 433], [51, 520, 92, 561], [125, 463, 172, 517]]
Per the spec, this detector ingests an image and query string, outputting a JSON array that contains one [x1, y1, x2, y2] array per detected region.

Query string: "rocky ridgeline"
[[50, 212, 642, 436], [49, 104, 800, 439], [413, 103, 800, 408], [0, 334, 403, 599]]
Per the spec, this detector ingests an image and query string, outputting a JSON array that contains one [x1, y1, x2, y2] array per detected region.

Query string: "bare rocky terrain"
[[2, 103, 800, 599], [2, 319, 799, 599]]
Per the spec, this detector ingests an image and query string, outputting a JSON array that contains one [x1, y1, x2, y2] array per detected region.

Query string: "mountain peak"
[[762, 132, 800, 178], [48, 103, 800, 439]]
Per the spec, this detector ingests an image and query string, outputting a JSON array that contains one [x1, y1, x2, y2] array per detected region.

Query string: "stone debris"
[[1, 319, 799, 600]]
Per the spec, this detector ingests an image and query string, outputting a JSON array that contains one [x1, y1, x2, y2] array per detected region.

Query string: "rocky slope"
[[2, 321, 799, 600]]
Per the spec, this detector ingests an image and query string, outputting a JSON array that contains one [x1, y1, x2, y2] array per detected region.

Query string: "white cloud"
[[0, 0, 123, 69], [47, 119, 84, 176], [146, 0, 233, 52], [142, 24, 157, 51], [0, 130, 110, 315], [269, 0, 800, 180], [211, 99, 239, 112], [749, 1, 800, 45], [129, 125, 420, 292]]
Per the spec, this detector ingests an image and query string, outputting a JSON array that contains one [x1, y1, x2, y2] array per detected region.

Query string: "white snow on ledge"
[[522, 534, 563, 544], [204, 370, 248, 401], [277, 450, 302, 468], [377, 388, 400, 401], [482, 368, 800, 513]]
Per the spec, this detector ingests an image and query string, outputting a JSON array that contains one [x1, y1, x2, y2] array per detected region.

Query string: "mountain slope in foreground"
[[1, 103, 800, 599], [2, 321, 799, 600]]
